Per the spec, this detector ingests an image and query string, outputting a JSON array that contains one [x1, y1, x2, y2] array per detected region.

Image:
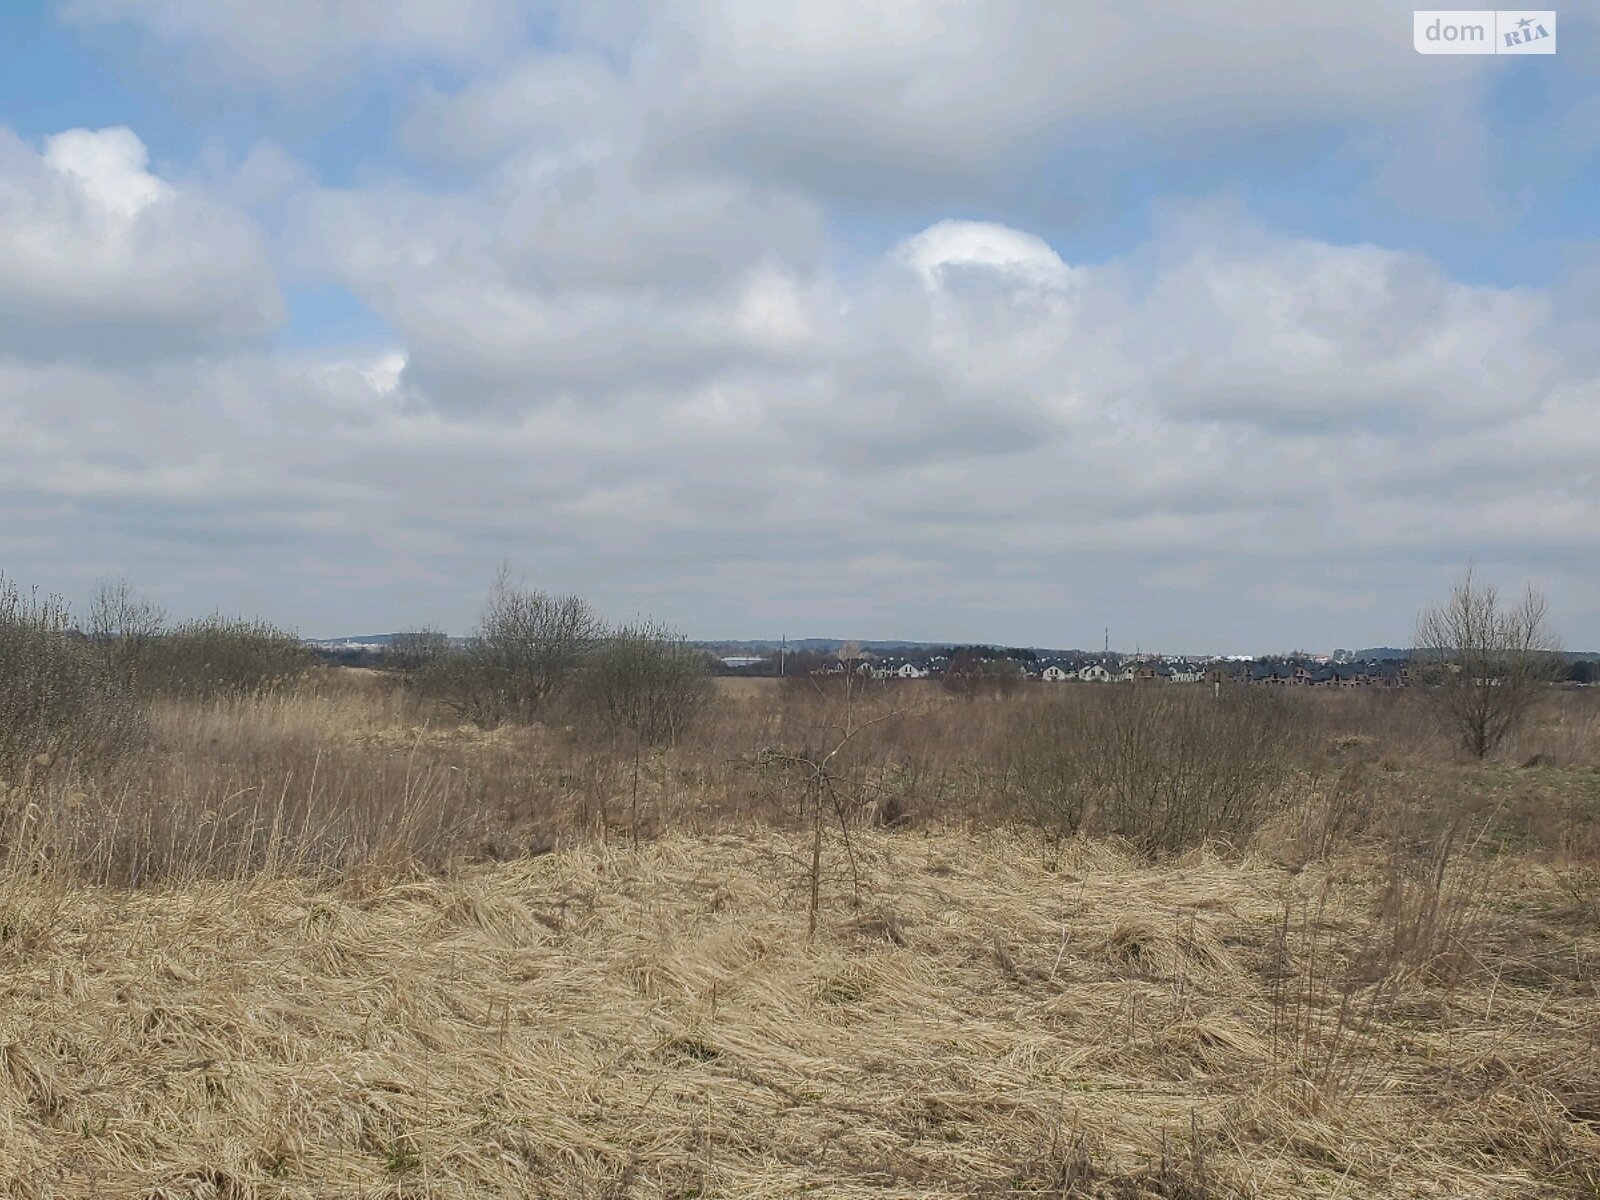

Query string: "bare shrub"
[[0, 574, 141, 779], [1006, 696, 1092, 848], [1265, 889, 1395, 1116], [86, 577, 166, 691], [575, 621, 717, 747], [417, 568, 602, 726], [1414, 569, 1563, 759], [941, 649, 1023, 699], [1009, 687, 1306, 854], [140, 614, 311, 698], [386, 626, 453, 677], [1260, 764, 1380, 866]]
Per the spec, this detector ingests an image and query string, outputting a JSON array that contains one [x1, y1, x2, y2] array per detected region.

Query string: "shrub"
[[386, 627, 453, 676], [416, 569, 602, 726], [575, 621, 718, 746], [1009, 686, 1306, 854], [140, 614, 311, 698], [941, 649, 1023, 699], [0, 574, 141, 777], [87, 577, 166, 692], [1007, 697, 1092, 842]]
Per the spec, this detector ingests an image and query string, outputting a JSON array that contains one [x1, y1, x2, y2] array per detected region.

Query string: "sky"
[[0, 1, 1596, 652]]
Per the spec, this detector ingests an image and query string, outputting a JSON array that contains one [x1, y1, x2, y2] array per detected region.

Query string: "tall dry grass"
[[1, 669, 1597, 1195], [5, 671, 1597, 888]]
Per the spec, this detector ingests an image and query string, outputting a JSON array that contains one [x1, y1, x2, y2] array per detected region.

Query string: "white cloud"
[[0, 126, 283, 363], [5, 203, 1597, 647], [81, 2, 1500, 216], [401, 0, 1494, 211], [9, 3, 1595, 647], [898, 221, 1078, 290], [60, 0, 525, 89], [42, 126, 170, 218], [288, 151, 835, 404]]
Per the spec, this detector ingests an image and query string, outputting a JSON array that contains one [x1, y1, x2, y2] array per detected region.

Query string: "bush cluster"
[[137, 615, 312, 699], [3, 571, 314, 789], [0, 575, 142, 777], [1008, 685, 1306, 853], [577, 620, 718, 746], [405, 571, 716, 745]]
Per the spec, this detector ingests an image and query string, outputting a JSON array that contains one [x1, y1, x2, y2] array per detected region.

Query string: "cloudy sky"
[[0, 2, 1596, 651]]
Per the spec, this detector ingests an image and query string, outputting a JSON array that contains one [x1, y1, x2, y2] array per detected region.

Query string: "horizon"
[[310, 629, 1579, 663], [1, 3, 1597, 649]]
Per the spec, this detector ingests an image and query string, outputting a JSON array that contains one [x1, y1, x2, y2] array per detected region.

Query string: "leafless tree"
[[421, 567, 603, 726], [766, 702, 919, 939], [1413, 569, 1562, 759]]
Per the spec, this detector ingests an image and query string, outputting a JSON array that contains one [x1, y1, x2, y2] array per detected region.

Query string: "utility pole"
[[779, 635, 786, 677]]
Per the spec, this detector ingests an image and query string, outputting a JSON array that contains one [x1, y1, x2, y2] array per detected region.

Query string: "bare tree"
[[420, 567, 603, 726], [1413, 570, 1562, 759], [87, 578, 166, 691]]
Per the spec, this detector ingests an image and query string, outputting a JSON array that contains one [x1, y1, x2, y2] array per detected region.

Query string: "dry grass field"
[[2, 672, 1598, 1198]]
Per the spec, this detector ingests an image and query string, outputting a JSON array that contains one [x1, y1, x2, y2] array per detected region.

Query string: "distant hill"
[[308, 635, 1597, 660], [692, 639, 1089, 658], [1358, 646, 1600, 662], [1351, 647, 1412, 661]]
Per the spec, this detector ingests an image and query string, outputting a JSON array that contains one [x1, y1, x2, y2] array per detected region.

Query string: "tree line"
[[0, 567, 715, 780]]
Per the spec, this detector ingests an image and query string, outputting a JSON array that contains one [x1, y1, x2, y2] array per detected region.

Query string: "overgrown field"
[[2, 655, 1598, 1196]]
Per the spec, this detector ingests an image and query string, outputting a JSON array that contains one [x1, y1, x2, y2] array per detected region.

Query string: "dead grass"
[[1, 675, 1597, 1196], [1, 829, 1596, 1198]]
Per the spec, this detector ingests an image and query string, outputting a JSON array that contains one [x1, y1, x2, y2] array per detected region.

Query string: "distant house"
[[1041, 665, 1071, 682], [1309, 664, 1368, 687], [838, 647, 878, 677], [1237, 658, 1405, 688], [895, 662, 928, 679], [1077, 663, 1114, 683]]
